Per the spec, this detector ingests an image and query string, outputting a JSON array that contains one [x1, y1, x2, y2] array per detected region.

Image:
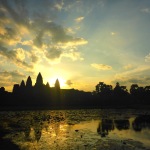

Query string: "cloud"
[[145, 53, 150, 62], [0, 70, 25, 79], [75, 16, 84, 23], [0, 79, 13, 87], [128, 78, 145, 84], [0, 26, 21, 45], [66, 27, 75, 34], [0, 46, 33, 69], [46, 47, 62, 60], [141, 8, 150, 13], [33, 32, 44, 48], [91, 63, 112, 70], [20, 40, 33, 46], [114, 66, 150, 81], [62, 50, 84, 61], [112, 76, 150, 86], [32, 21, 87, 46], [31, 22, 72, 47], [0, 0, 29, 27], [112, 65, 150, 86], [111, 32, 117, 36], [45, 46, 84, 62], [31, 21, 87, 62], [30, 53, 39, 63], [0, 70, 30, 91], [0, 25, 6, 35], [66, 80, 73, 86], [123, 64, 133, 70], [0, 70, 26, 86], [65, 38, 88, 46], [15, 48, 26, 60], [54, 1, 64, 11], [0, 0, 88, 71]]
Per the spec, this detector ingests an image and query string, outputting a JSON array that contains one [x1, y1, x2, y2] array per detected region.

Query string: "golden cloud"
[[62, 51, 84, 61], [65, 38, 88, 46], [20, 40, 33, 46], [75, 16, 84, 23], [91, 63, 112, 70], [123, 64, 133, 70], [15, 48, 26, 60]]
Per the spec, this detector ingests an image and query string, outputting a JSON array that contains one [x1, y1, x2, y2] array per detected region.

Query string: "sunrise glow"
[[0, 0, 150, 92], [49, 77, 66, 88]]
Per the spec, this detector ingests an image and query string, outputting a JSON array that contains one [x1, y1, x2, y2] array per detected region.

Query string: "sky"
[[0, 0, 150, 92]]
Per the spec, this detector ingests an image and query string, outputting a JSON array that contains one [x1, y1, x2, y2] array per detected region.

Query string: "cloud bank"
[[0, 0, 88, 68], [112, 65, 150, 86]]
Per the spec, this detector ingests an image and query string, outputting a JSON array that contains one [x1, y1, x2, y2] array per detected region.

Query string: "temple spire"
[[55, 79, 60, 90], [46, 82, 50, 88], [20, 80, 25, 88], [35, 72, 43, 86], [26, 76, 32, 87]]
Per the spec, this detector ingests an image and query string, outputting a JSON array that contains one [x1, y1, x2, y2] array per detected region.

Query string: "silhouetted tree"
[[144, 86, 150, 104], [96, 82, 112, 93], [114, 82, 128, 96], [145, 86, 150, 92], [130, 84, 147, 104], [130, 84, 139, 96], [95, 82, 112, 97], [0, 87, 5, 93], [114, 82, 121, 95]]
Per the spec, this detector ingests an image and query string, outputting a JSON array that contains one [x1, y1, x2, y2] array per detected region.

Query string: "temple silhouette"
[[11, 72, 63, 109], [0, 72, 92, 109], [0, 72, 150, 110]]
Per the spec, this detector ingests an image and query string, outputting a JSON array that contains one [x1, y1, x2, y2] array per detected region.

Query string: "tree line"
[[94, 82, 150, 107]]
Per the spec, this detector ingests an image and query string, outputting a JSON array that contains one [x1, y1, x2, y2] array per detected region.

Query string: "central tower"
[[35, 72, 43, 86]]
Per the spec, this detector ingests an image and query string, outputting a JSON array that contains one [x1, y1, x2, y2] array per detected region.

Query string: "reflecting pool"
[[0, 109, 150, 150]]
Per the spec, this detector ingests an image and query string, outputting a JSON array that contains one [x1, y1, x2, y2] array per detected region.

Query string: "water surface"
[[0, 109, 150, 150]]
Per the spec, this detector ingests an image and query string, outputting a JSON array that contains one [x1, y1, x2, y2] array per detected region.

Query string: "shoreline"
[[1, 104, 150, 111]]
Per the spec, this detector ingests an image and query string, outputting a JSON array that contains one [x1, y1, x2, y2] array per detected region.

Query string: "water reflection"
[[132, 115, 150, 132], [114, 119, 130, 130], [0, 111, 66, 145], [0, 110, 150, 149], [97, 116, 150, 138], [97, 119, 114, 137]]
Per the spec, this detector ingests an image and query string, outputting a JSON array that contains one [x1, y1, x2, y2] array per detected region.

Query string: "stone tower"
[[35, 72, 43, 86]]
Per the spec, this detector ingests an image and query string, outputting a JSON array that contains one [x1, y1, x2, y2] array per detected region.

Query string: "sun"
[[49, 76, 66, 88]]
